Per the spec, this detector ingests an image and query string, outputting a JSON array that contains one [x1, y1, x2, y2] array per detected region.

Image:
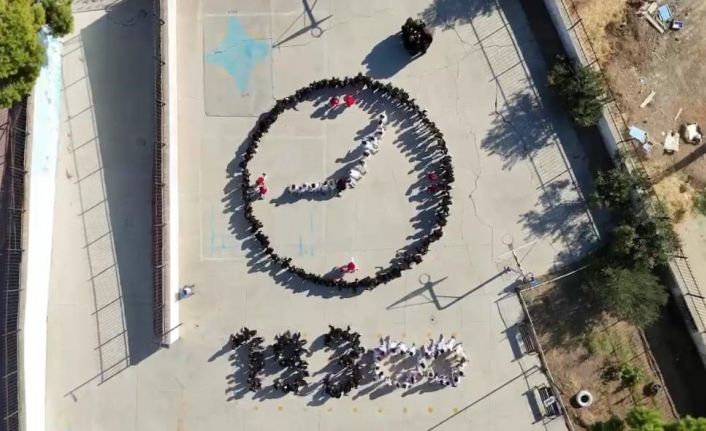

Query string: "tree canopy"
[[595, 409, 706, 431], [548, 56, 607, 127], [0, 0, 74, 107], [625, 407, 665, 431], [41, 0, 73, 37], [584, 265, 667, 329], [666, 417, 706, 431], [0, 0, 46, 107]]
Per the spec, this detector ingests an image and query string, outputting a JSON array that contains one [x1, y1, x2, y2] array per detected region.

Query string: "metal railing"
[[0, 100, 28, 431], [516, 290, 575, 431], [152, 0, 167, 342], [555, 0, 706, 331]]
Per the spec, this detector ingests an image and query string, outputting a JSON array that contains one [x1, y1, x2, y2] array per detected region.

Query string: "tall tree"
[[548, 56, 607, 127], [0, 0, 46, 107], [584, 266, 667, 328], [41, 0, 73, 37]]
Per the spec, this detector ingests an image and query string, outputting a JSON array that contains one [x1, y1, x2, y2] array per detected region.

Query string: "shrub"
[[666, 416, 706, 431], [617, 363, 643, 387], [610, 217, 678, 268], [548, 56, 608, 127], [584, 266, 667, 328], [591, 168, 649, 214], [0, 0, 47, 107], [41, 0, 73, 37], [626, 407, 664, 431], [590, 416, 626, 431]]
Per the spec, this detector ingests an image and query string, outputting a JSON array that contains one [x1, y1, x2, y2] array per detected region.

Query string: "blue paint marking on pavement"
[[309, 209, 315, 256], [205, 17, 270, 95]]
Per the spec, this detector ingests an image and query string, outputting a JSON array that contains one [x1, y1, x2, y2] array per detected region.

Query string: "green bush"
[[591, 168, 649, 214], [0, 0, 47, 107], [610, 215, 679, 269], [601, 362, 643, 387], [617, 363, 643, 387], [584, 266, 667, 328], [40, 0, 73, 37], [605, 409, 706, 431], [548, 56, 608, 127], [626, 407, 665, 431], [666, 416, 706, 431], [590, 416, 626, 431]]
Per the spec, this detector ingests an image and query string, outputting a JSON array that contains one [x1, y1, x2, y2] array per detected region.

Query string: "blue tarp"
[[658, 4, 672, 23], [629, 126, 648, 143]]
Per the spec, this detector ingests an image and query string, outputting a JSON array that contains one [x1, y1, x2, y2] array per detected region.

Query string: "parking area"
[[45, 0, 599, 429]]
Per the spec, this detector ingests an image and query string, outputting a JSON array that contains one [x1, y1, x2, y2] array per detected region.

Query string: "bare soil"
[[585, 0, 706, 220], [524, 273, 677, 429]]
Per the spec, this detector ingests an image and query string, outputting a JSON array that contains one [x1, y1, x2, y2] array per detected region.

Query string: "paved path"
[[45, 0, 599, 429]]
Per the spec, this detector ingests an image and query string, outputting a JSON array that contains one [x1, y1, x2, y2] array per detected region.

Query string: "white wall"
[[22, 31, 63, 431], [165, 0, 180, 344]]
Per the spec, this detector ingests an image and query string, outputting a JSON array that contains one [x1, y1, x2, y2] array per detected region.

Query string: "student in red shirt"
[[340, 258, 357, 273]]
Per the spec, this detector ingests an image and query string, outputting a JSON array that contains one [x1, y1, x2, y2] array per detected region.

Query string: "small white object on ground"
[[640, 90, 656, 108], [663, 130, 679, 153]]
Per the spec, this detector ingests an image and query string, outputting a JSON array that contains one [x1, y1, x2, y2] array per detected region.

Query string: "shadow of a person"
[[361, 34, 413, 79]]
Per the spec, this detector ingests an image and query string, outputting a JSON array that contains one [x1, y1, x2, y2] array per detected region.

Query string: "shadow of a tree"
[[481, 93, 552, 170], [526, 269, 601, 349], [520, 178, 599, 268], [419, 0, 497, 29]]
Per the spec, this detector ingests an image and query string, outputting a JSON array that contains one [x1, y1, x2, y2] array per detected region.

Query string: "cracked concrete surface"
[[45, 0, 600, 429]]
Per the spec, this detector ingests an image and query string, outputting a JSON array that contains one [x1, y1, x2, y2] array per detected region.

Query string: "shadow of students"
[[361, 34, 413, 79]]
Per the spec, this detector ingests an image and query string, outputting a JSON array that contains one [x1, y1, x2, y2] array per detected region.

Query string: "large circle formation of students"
[[239, 74, 454, 291]]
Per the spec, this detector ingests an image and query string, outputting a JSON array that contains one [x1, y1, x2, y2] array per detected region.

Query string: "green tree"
[[610, 215, 679, 268], [591, 416, 626, 431], [584, 266, 667, 328], [626, 407, 664, 431], [591, 168, 649, 215], [548, 56, 608, 127], [0, 0, 46, 107], [666, 417, 706, 431], [41, 0, 73, 37]]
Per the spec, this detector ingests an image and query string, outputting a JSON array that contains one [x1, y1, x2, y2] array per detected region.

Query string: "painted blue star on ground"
[[205, 17, 271, 95]]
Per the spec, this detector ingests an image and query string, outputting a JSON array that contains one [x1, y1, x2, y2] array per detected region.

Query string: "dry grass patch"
[[572, 0, 628, 63], [524, 273, 676, 429]]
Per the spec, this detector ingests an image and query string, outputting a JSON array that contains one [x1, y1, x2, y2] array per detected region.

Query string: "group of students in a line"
[[283, 113, 388, 197], [372, 334, 468, 390], [346, 113, 387, 190]]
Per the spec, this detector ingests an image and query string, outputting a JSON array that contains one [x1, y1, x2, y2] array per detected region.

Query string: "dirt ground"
[[572, 0, 706, 220], [524, 274, 677, 429]]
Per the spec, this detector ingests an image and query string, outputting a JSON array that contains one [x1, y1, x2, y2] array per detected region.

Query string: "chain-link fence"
[[0, 100, 28, 431], [152, 0, 167, 342]]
